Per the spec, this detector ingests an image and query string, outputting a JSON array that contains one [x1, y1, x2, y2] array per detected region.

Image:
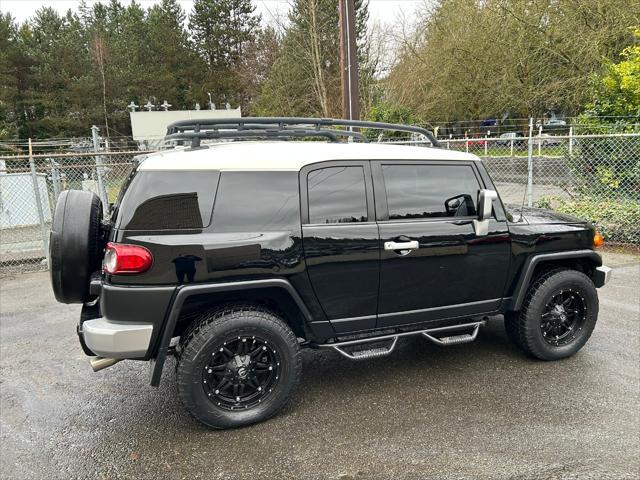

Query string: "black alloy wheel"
[[503, 268, 599, 361], [540, 289, 587, 346], [202, 335, 281, 410], [176, 305, 301, 429]]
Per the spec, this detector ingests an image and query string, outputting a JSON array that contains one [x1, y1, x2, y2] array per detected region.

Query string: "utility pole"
[[339, 0, 360, 121]]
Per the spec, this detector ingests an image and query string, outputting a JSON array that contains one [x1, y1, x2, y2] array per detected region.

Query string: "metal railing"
[[1, 131, 638, 274]]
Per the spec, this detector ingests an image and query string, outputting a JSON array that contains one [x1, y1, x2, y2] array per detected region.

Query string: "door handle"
[[384, 240, 419, 251]]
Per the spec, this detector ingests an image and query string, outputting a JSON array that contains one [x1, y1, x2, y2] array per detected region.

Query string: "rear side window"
[[307, 166, 368, 224], [382, 164, 480, 220], [117, 171, 219, 230], [212, 171, 300, 232]]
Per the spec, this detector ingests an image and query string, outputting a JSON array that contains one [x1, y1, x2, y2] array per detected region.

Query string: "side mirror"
[[478, 189, 498, 220], [473, 189, 498, 235]]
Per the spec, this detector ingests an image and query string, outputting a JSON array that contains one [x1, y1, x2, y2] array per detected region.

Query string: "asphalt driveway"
[[1, 252, 638, 479]]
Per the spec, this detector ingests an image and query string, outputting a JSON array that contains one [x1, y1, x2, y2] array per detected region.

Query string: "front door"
[[373, 161, 511, 328], [301, 161, 379, 333]]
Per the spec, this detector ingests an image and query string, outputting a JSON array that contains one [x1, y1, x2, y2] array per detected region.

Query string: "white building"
[[130, 107, 242, 149]]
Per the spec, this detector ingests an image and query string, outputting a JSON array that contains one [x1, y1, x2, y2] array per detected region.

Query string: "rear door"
[[373, 161, 511, 328], [300, 161, 379, 333]]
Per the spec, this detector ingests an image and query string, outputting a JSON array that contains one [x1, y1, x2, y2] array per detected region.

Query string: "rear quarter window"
[[212, 171, 300, 232], [116, 171, 220, 230]]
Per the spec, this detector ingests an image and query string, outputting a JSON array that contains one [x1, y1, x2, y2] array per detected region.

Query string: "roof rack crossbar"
[[168, 124, 367, 141], [165, 128, 369, 146], [164, 117, 439, 148]]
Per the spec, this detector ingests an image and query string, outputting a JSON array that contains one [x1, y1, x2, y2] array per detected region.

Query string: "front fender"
[[508, 250, 602, 311]]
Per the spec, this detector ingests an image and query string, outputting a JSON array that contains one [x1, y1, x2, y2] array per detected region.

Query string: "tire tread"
[[175, 304, 301, 429], [506, 268, 598, 360]]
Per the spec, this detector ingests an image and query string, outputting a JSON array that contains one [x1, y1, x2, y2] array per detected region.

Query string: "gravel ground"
[[1, 252, 638, 480]]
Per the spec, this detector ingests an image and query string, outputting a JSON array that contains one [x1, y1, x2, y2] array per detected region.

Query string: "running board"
[[421, 323, 482, 345], [318, 321, 485, 361]]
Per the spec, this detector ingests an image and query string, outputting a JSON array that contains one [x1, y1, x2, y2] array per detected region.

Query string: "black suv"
[[49, 118, 611, 429]]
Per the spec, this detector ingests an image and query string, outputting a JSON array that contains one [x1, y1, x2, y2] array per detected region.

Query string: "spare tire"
[[50, 190, 104, 304]]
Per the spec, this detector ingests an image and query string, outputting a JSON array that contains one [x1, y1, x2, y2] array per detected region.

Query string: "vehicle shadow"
[[89, 315, 596, 437], [63, 315, 617, 479]]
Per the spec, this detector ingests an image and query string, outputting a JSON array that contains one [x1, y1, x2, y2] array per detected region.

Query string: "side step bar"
[[421, 323, 482, 346], [318, 321, 484, 361]]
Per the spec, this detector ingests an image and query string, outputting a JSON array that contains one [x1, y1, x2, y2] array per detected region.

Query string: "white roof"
[[137, 141, 480, 171]]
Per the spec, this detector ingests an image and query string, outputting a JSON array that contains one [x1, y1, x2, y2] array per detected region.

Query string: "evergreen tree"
[[19, 8, 93, 137], [0, 13, 27, 141], [189, 0, 260, 68], [188, 0, 260, 108], [253, 0, 370, 118], [147, 0, 203, 108]]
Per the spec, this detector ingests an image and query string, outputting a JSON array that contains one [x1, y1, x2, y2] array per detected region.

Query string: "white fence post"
[[91, 125, 109, 213], [527, 118, 534, 207], [28, 138, 50, 268], [537, 124, 543, 156], [510, 139, 514, 156], [569, 126, 573, 155]]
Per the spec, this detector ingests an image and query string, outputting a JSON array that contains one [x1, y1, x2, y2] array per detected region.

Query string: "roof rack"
[[164, 117, 440, 149]]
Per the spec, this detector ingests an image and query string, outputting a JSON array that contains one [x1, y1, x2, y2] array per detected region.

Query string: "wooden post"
[[527, 118, 534, 207], [339, 0, 360, 121]]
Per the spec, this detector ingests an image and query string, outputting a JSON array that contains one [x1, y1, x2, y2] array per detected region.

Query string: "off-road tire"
[[504, 268, 599, 360], [176, 305, 302, 429], [49, 190, 103, 303]]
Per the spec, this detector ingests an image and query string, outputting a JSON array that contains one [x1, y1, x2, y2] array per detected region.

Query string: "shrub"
[[364, 102, 427, 140]]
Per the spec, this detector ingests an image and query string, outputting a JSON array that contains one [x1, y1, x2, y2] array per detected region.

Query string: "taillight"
[[593, 232, 604, 248], [103, 243, 153, 274]]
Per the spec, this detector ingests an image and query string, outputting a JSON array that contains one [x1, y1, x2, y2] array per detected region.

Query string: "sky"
[[0, 0, 425, 28]]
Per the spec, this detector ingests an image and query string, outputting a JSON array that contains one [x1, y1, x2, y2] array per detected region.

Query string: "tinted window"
[[117, 171, 219, 230], [212, 171, 300, 232], [308, 166, 367, 224], [382, 164, 480, 220]]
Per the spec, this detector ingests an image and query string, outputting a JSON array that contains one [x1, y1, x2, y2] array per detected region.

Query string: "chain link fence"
[[1, 132, 638, 274], [441, 133, 639, 245], [0, 151, 147, 274]]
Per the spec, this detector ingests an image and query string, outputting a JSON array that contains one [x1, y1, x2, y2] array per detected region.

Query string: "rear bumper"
[[78, 281, 176, 360], [593, 265, 612, 288], [79, 317, 153, 358]]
